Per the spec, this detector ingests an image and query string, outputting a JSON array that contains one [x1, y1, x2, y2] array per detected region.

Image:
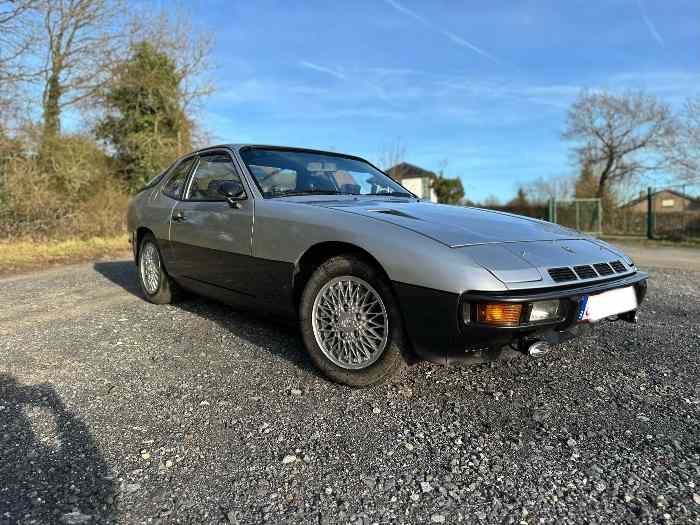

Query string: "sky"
[[146, 0, 698, 201]]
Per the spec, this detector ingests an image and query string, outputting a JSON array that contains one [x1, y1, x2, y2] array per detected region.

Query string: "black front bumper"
[[393, 271, 648, 365]]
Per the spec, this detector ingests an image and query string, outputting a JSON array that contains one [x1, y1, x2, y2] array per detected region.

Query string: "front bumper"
[[393, 271, 648, 365]]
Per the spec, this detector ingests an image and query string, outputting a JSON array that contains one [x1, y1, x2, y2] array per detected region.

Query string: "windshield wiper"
[[364, 192, 415, 198], [270, 189, 344, 197], [270, 190, 416, 198]]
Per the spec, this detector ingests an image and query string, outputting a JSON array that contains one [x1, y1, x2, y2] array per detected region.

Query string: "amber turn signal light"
[[476, 303, 523, 326]]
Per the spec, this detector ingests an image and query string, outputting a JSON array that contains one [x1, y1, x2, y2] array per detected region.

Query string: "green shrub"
[[0, 134, 129, 240]]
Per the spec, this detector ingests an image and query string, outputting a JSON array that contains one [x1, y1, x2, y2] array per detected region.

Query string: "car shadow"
[[0, 374, 115, 523], [92, 261, 319, 376], [92, 259, 142, 297]]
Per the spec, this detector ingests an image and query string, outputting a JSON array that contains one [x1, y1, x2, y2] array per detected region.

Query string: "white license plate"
[[578, 286, 637, 322]]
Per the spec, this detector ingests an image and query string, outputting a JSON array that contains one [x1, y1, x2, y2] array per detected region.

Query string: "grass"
[[0, 234, 131, 277]]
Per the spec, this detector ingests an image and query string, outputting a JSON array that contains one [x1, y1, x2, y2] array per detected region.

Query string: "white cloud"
[[214, 78, 331, 105]]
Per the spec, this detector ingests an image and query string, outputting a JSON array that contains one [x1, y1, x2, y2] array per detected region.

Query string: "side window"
[[162, 158, 195, 199], [186, 154, 243, 201]]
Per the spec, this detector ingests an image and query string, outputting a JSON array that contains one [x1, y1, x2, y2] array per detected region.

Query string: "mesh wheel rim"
[[311, 276, 389, 370]]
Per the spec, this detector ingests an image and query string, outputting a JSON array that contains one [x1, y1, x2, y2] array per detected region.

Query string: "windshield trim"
[[238, 146, 417, 200]]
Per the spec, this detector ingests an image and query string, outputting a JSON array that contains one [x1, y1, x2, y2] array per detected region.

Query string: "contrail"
[[637, 0, 664, 47], [383, 0, 425, 24], [443, 30, 500, 63], [299, 60, 346, 80], [383, 0, 500, 63]]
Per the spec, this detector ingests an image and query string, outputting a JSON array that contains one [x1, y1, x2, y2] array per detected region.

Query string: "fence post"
[[646, 187, 654, 240], [547, 198, 557, 223]]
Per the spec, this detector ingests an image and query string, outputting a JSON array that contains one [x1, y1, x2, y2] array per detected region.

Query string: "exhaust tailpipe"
[[527, 340, 552, 358], [619, 310, 638, 324]]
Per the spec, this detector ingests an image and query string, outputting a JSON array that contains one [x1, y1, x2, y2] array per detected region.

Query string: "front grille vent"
[[610, 260, 626, 273], [594, 262, 614, 276], [548, 267, 577, 283], [574, 265, 597, 279]]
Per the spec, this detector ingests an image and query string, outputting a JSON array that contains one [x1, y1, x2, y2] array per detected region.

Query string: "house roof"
[[386, 162, 436, 181], [621, 188, 700, 208]]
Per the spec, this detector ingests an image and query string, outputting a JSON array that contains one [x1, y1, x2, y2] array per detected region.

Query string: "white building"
[[386, 162, 438, 202]]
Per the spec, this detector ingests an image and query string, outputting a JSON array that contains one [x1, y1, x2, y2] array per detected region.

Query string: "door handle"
[[172, 210, 187, 222]]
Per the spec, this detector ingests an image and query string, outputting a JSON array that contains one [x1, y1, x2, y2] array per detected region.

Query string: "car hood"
[[314, 199, 584, 247]]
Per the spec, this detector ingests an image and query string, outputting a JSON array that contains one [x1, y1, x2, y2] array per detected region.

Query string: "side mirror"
[[218, 180, 246, 207]]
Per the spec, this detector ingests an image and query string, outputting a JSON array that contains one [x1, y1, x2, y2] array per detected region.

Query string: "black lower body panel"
[[391, 281, 464, 365], [392, 281, 531, 365], [161, 240, 298, 319], [392, 272, 648, 366]]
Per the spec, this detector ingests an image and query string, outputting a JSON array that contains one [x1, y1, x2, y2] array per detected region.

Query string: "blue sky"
[[151, 0, 698, 201]]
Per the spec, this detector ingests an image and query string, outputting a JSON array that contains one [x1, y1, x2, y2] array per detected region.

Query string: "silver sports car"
[[127, 145, 648, 386]]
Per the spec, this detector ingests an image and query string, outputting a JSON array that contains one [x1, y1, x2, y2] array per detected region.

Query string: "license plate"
[[577, 286, 637, 322]]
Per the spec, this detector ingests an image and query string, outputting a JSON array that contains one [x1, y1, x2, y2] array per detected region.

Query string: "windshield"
[[240, 148, 413, 199]]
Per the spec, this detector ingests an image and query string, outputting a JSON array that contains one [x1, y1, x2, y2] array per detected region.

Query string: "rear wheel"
[[299, 255, 408, 387], [137, 233, 179, 304]]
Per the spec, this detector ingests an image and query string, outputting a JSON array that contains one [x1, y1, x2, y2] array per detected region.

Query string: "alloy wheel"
[[139, 242, 161, 295], [311, 276, 389, 369]]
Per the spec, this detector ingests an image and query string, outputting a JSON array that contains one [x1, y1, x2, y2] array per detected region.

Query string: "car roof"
[[193, 144, 373, 164]]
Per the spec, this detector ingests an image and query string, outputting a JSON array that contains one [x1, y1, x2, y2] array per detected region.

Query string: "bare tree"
[[36, 0, 130, 142], [481, 194, 501, 207], [524, 175, 574, 204], [664, 96, 700, 183], [131, 7, 215, 112], [0, 1, 37, 78], [0, 1, 38, 121], [376, 140, 406, 171], [563, 90, 676, 197]]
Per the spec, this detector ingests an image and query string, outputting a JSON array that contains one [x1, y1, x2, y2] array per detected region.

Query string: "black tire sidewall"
[[299, 255, 407, 387], [137, 234, 174, 304]]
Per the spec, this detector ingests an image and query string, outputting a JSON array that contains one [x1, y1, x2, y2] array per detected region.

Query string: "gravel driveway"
[[0, 260, 698, 524]]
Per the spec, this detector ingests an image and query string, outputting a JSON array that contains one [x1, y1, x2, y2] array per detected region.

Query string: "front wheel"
[[299, 255, 409, 387]]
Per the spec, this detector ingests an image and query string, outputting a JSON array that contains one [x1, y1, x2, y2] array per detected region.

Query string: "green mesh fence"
[[552, 199, 602, 234], [606, 184, 700, 241], [649, 183, 700, 241]]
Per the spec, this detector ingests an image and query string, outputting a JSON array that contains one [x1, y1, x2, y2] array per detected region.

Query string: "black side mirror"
[[218, 180, 246, 207]]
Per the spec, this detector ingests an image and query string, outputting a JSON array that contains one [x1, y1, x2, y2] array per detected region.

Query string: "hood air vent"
[[574, 265, 597, 279], [548, 260, 629, 284], [368, 209, 418, 220], [594, 262, 614, 276], [610, 260, 626, 273], [548, 267, 577, 283]]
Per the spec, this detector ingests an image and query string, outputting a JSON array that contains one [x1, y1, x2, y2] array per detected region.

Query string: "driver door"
[[168, 152, 254, 295]]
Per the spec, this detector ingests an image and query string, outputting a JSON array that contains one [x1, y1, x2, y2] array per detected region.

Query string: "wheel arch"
[[293, 240, 419, 367], [292, 241, 393, 313], [134, 226, 155, 261]]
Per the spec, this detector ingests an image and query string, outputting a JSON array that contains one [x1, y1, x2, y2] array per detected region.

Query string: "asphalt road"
[[0, 258, 698, 524]]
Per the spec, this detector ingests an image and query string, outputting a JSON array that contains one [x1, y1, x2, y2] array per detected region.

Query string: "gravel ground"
[[0, 260, 698, 524]]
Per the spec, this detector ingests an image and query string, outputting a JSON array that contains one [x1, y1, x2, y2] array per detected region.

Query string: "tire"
[[137, 232, 180, 305], [299, 255, 409, 387]]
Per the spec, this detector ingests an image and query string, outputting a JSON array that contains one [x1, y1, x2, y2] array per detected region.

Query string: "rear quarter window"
[[162, 158, 196, 199]]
